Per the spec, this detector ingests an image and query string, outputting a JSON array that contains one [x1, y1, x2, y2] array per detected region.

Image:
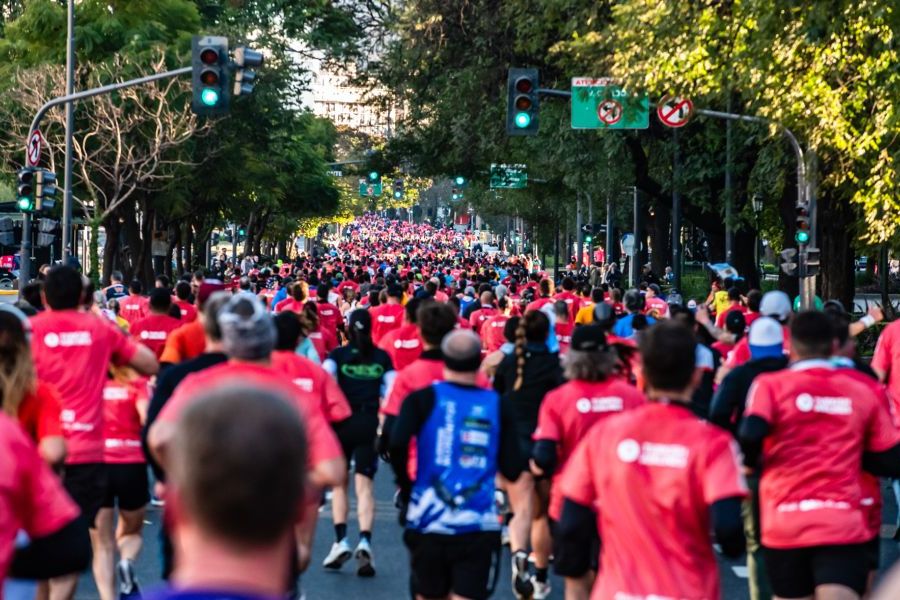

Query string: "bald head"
[[479, 291, 494, 306], [441, 329, 482, 375]]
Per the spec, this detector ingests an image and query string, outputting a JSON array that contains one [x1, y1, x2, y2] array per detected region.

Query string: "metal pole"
[[631, 186, 639, 287], [232, 223, 237, 262], [19, 215, 31, 286], [62, 0, 75, 262], [724, 97, 733, 264], [576, 193, 584, 268], [605, 193, 613, 267], [672, 128, 683, 292]]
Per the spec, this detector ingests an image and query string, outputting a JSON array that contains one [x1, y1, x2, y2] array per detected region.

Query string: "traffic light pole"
[[19, 66, 192, 289], [62, 0, 75, 263]]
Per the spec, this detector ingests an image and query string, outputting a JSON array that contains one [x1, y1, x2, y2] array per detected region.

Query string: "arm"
[[711, 497, 745, 557], [863, 444, 900, 478], [388, 388, 434, 494], [709, 372, 742, 433], [850, 306, 883, 338], [531, 439, 558, 477], [128, 344, 159, 376]]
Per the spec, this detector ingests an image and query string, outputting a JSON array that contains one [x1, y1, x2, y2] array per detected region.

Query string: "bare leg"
[[91, 509, 116, 600], [531, 481, 552, 572], [47, 575, 79, 600], [116, 507, 145, 561], [355, 474, 375, 533], [502, 472, 534, 553], [814, 584, 860, 600], [331, 483, 350, 537], [564, 573, 594, 600]]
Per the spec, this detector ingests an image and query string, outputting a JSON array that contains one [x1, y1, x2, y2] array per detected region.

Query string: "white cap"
[[748, 317, 784, 359], [759, 291, 792, 321]]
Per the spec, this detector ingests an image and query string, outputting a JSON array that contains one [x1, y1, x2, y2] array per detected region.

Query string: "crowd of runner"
[[5, 213, 900, 600]]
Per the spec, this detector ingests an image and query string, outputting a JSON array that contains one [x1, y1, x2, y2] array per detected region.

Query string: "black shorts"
[[101, 463, 149, 511], [764, 543, 870, 598], [62, 463, 109, 527], [336, 413, 379, 478], [403, 530, 500, 600], [550, 518, 599, 577], [865, 535, 880, 571]]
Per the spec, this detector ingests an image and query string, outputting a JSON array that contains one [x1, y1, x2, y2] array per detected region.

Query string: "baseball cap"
[[648, 283, 661, 295], [571, 325, 608, 352], [748, 317, 784, 360], [759, 291, 792, 322]]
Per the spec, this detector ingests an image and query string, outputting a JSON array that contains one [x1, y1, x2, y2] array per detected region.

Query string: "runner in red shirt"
[[377, 298, 424, 370], [172, 281, 198, 323], [275, 281, 310, 314], [468, 290, 497, 334], [558, 321, 747, 600], [531, 326, 646, 598], [315, 283, 342, 341], [97, 369, 150, 598], [740, 311, 900, 600], [552, 300, 574, 356], [481, 298, 512, 353], [369, 284, 405, 344], [553, 277, 581, 321], [525, 279, 554, 313], [0, 412, 89, 584], [130, 289, 183, 358], [118, 280, 149, 325]]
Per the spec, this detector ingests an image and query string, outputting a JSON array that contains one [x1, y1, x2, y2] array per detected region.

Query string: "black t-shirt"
[[327, 344, 393, 412]]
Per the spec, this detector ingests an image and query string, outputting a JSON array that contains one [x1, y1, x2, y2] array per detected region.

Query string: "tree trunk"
[[733, 227, 760, 289], [817, 189, 855, 308], [184, 222, 194, 274], [649, 198, 671, 278], [777, 175, 800, 299], [101, 216, 120, 286], [89, 217, 102, 284], [174, 224, 184, 276]]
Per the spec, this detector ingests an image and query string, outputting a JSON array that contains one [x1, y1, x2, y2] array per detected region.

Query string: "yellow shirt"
[[713, 290, 730, 316], [575, 302, 595, 325]]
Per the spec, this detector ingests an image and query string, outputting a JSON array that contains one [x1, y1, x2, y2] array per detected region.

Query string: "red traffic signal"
[[515, 77, 533, 94], [200, 48, 219, 64]]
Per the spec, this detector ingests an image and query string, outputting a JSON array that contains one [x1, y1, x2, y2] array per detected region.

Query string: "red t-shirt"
[[559, 403, 747, 600], [275, 298, 306, 314], [31, 309, 140, 464], [725, 324, 791, 368], [17, 381, 62, 445], [173, 299, 197, 323], [0, 412, 80, 581], [554, 291, 582, 320], [644, 296, 669, 319], [715, 303, 747, 329], [555, 321, 574, 355], [534, 379, 646, 519], [118, 295, 148, 324], [316, 302, 341, 336], [872, 319, 900, 414], [270, 351, 352, 423], [468, 306, 497, 334], [103, 379, 148, 464], [159, 362, 342, 471], [131, 314, 183, 358], [525, 297, 553, 314], [370, 303, 405, 344], [377, 323, 423, 371], [481, 314, 511, 353], [307, 327, 337, 362], [745, 361, 900, 548]]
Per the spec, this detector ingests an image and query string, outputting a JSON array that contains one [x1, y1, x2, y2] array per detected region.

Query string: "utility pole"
[[672, 128, 683, 291], [576, 193, 583, 267], [724, 96, 734, 264], [62, 0, 75, 262]]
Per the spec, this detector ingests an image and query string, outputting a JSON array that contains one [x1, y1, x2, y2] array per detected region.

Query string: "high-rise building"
[[307, 62, 403, 138]]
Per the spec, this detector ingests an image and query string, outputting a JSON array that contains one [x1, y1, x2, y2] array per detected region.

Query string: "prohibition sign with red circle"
[[657, 95, 694, 128], [597, 100, 623, 126]]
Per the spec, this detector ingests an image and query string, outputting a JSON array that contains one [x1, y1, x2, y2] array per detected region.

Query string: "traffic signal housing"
[[795, 202, 811, 245], [506, 68, 539, 136], [780, 248, 798, 276], [16, 167, 35, 212], [232, 46, 264, 97], [805, 247, 820, 278], [192, 36, 230, 116], [392, 178, 404, 200], [35, 169, 57, 212]]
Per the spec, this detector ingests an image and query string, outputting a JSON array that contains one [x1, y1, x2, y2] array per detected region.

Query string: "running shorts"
[[336, 413, 379, 478], [403, 530, 500, 600], [101, 463, 149, 511], [62, 463, 109, 527], [865, 535, 880, 571], [550, 517, 599, 577], [764, 542, 869, 597]]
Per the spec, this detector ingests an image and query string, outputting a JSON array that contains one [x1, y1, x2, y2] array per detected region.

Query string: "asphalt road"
[[75, 473, 900, 600]]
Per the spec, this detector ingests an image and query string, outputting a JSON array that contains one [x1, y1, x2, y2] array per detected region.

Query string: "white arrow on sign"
[[26, 130, 43, 166]]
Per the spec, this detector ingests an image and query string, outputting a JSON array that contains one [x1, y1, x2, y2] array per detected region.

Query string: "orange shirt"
[[159, 320, 206, 364]]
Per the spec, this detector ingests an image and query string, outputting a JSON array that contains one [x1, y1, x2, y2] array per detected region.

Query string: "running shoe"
[[322, 539, 353, 570], [117, 559, 141, 598], [511, 550, 534, 600], [531, 577, 551, 600], [355, 538, 376, 577]]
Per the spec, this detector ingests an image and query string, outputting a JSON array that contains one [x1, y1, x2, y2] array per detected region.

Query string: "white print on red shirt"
[[43, 331, 91, 348], [617, 439, 689, 469], [138, 330, 168, 341], [795, 393, 852, 415], [575, 397, 625, 414]]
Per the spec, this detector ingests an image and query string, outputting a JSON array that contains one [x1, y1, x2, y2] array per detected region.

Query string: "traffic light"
[[451, 188, 463, 201], [0, 217, 13, 246], [805, 247, 820, 278], [16, 167, 35, 212], [368, 171, 379, 182], [232, 46, 264, 97], [780, 248, 798, 276], [454, 176, 466, 187], [506, 68, 539, 136], [192, 36, 230, 116], [795, 202, 811, 245], [392, 178, 404, 200], [35, 169, 57, 212], [237, 224, 246, 237]]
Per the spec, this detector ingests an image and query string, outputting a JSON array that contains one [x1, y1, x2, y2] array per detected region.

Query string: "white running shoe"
[[322, 539, 353, 570], [531, 577, 551, 600], [355, 538, 376, 577]]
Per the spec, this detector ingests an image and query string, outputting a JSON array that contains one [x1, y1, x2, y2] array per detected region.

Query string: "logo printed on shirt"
[[795, 393, 852, 415], [44, 331, 91, 348], [103, 387, 130, 401], [377, 315, 396, 323], [617, 438, 641, 462], [617, 439, 689, 468], [576, 396, 625, 414], [292, 378, 314, 392], [139, 330, 168, 340], [394, 338, 421, 349]]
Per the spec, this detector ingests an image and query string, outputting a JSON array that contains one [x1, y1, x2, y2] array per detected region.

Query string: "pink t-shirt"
[[0, 413, 80, 581], [103, 379, 148, 464], [31, 309, 140, 464], [560, 403, 747, 600], [270, 351, 352, 423], [131, 314, 182, 358], [118, 295, 148, 324]]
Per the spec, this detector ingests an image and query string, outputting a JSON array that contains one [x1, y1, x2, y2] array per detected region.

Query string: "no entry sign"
[[26, 130, 43, 166], [657, 95, 693, 128], [597, 100, 623, 126]]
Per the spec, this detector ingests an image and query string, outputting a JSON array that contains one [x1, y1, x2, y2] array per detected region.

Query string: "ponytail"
[[513, 317, 527, 392]]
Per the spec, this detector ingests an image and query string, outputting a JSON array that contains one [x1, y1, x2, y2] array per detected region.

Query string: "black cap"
[[571, 325, 607, 352]]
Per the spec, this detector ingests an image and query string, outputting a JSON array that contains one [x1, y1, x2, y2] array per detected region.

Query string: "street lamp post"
[[751, 194, 764, 283]]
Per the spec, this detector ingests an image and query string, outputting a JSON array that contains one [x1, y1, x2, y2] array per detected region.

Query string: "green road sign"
[[358, 178, 382, 197], [490, 163, 527, 189], [571, 77, 649, 130]]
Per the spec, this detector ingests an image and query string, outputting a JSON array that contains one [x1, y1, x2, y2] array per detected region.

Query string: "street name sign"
[[571, 77, 649, 130], [490, 163, 528, 189]]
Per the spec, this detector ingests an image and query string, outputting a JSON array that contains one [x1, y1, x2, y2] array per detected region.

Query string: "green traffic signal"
[[514, 112, 532, 128], [201, 88, 220, 106], [17, 196, 32, 211], [795, 230, 810, 244], [393, 191, 402, 199], [585, 236, 592, 243], [368, 171, 379, 182], [454, 176, 465, 186]]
